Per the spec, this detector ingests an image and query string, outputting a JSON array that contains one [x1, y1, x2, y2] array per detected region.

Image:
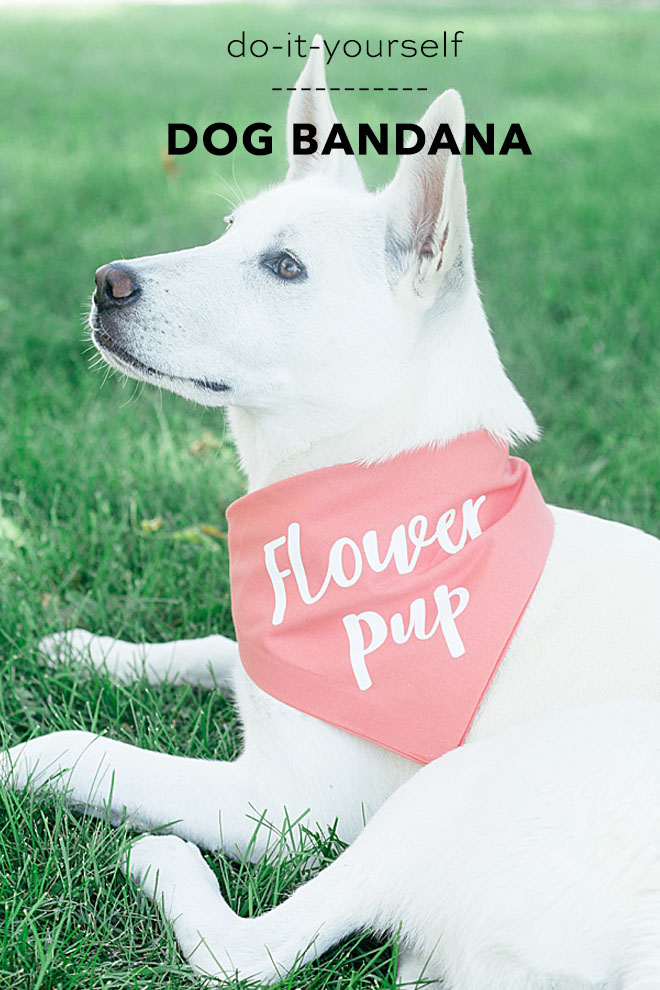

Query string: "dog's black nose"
[[94, 264, 140, 309]]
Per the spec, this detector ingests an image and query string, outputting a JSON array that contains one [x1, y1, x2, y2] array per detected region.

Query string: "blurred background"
[[0, 2, 659, 986]]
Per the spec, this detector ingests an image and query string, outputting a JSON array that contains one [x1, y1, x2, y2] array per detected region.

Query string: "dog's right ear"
[[286, 36, 364, 191], [382, 89, 471, 303]]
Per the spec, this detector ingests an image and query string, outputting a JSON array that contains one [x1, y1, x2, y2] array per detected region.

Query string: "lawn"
[[0, 2, 659, 987]]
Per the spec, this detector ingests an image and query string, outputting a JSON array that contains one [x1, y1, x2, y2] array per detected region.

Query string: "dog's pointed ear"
[[383, 89, 471, 300], [286, 36, 364, 190]]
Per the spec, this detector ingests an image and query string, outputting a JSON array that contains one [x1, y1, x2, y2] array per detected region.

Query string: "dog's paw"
[[40, 628, 107, 665], [1, 730, 104, 791], [124, 835, 186, 913], [124, 835, 219, 914], [39, 629, 140, 681], [124, 836, 246, 980]]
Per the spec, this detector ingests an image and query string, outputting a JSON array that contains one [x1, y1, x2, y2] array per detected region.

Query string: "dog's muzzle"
[[90, 262, 146, 369]]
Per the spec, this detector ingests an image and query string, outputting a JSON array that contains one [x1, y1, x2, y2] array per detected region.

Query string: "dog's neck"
[[229, 291, 538, 492]]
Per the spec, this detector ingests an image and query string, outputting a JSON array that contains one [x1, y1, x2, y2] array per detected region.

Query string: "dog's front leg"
[[2, 732, 269, 855], [124, 833, 369, 983], [39, 628, 238, 690]]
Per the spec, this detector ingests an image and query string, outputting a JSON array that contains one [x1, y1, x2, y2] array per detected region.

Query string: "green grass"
[[1, 2, 659, 986]]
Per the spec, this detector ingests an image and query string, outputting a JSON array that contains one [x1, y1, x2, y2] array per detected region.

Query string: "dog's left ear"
[[383, 89, 471, 301], [286, 36, 364, 191]]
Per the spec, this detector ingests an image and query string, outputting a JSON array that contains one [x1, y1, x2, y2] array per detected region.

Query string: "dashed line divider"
[[272, 86, 427, 92]]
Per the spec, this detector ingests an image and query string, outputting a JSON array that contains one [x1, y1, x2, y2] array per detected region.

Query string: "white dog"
[[5, 42, 660, 987]]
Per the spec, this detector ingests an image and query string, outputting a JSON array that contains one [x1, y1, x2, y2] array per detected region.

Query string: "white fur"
[[5, 39, 660, 988], [124, 701, 660, 989]]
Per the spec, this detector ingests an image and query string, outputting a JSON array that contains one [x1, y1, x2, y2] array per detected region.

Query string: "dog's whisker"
[[212, 169, 241, 204], [119, 378, 141, 408], [230, 157, 247, 204], [199, 187, 239, 211], [213, 167, 248, 208]]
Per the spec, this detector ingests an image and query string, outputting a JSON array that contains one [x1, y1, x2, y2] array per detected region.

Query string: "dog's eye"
[[264, 253, 305, 281], [277, 255, 303, 280], [262, 252, 306, 282]]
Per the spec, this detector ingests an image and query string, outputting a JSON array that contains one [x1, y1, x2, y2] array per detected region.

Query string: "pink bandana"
[[226, 432, 554, 764]]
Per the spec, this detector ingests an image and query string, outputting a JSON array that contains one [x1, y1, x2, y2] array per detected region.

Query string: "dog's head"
[[90, 40, 488, 454]]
